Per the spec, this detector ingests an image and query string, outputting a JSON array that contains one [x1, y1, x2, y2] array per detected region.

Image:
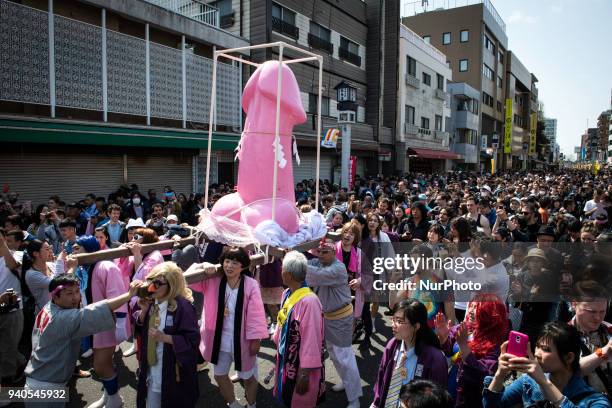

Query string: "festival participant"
[[23, 274, 140, 408], [335, 222, 372, 349], [273, 251, 325, 407], [307, 238, 362, 407], [94, 226, 110, 250], [190, 247, 268, 408], [133, 262, 200, 408], [397, 202, 430, 242], [58, 219, 78, 254], [464, 196, 491, 237], [66, 236, 129, 408], [102, 204, 125, 248], [483, 321, 611, 408], [22, 240, 64, 314], [435, 294, 508, 407], [398, 380, 453, 408], [372, 299, 447, 408]]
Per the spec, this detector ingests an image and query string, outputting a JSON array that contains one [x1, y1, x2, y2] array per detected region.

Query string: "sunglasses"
[[148, 279, 168, 289]]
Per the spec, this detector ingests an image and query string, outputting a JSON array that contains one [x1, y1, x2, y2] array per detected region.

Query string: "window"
[[497, 75, 503, 88], [484, 35, 495, 53], [460, 29, 469, 42], [340, 37, 361, 66], [405, 105, 415, 125], [309, 22, 330, 42], [421, 117, 430, 129], [423, 35, 431, 44], [482, 92, 493, 108], [498, 50, 504, 64], [482, 63, 494, 80], [406, 56, 416, 76], [496, 101, 502, 112], [308, 22, 332, 53], [442, 32, 451, 45], [436, 73, 444, 90], [308, 94, 330, 116], [422, 72, 431, 86], [272, 3, 295, 25], [272, 3, 297, 38], [435, 115, 443, 131], [459, 59, 468, 72]]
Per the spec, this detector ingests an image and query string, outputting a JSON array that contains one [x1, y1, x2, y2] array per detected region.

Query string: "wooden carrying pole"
[[73, 232, 341, 272]]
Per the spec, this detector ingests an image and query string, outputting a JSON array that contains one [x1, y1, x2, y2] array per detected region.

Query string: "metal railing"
[[272, 16, 299, 39], [435, 88, 448, 100], [405, 74, 420, 88], [400, 25, 447, 66], [404, 122, 419, 135], [144, 0, 220, 28], [339, 47, 361, 67], [308, 33, 333, 54]]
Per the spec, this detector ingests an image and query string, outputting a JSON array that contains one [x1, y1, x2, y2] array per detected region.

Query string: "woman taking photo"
[[372, 299, 447, 408], [189, 247, 268, 408], [483, 321, 611, 407], [134, 262, 200, 408], [435, 294, 508, 407]]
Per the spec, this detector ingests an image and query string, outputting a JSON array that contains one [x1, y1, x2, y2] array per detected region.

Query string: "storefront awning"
[[408, 147, 460, 160], [0, 117, 240, 150]]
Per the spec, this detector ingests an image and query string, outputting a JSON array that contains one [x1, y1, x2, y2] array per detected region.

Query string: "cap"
[[537, 225, 556, 238], [126, 218, 146, 229], [525, 248, 547, 261], [167, 214, 179, 222], [418, 193, 428, 201]]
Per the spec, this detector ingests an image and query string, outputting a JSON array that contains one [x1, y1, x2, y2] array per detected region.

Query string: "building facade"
[[0, 0, 248, 204], [597, 110, 611, 163], [543, 118, 557, 145], [395, 24, 455, 173], [447, 82, 481, 170], [217, 0, 398, 181]]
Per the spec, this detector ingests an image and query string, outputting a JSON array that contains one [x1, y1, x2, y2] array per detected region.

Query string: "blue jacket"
[[482, 373, 610, 408]]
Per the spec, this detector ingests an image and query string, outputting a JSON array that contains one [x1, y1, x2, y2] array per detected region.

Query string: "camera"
[[0, 288, 20, 314], [136, 285, 154, 299]]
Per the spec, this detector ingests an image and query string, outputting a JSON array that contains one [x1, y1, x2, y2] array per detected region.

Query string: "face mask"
[[133, 198, 141, 205]]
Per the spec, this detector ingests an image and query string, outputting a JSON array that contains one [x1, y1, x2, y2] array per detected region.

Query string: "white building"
[[396, 24, 456, 173], [543, 118, 557, 145]]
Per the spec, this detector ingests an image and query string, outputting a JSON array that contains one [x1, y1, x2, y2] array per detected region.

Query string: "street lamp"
[[335, 80, 357, 189]]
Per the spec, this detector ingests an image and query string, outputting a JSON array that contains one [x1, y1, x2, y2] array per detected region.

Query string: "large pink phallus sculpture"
[[210, 61, 306, 235]]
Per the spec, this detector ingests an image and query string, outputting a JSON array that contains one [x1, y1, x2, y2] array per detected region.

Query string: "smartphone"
[[507, 330, 529, 357]]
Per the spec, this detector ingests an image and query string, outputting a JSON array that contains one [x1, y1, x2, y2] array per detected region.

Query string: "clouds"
[[507, 10, 537, 24]]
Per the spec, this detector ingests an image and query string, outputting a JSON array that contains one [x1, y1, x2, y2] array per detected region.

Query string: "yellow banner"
[[529, 112, 537, 156], [504, 99, 512, 154]]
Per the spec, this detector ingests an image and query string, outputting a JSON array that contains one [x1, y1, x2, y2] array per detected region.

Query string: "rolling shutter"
[[0, 153, 123, 205], [126, 154, 193, 196], [293, 153, 333, 183]]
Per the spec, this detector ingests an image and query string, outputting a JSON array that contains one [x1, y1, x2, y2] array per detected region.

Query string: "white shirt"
[[220, 284, 239, 353], [148, 300, 168, 393], [0, 250, 23, 311], [584, 200, 605, 220]]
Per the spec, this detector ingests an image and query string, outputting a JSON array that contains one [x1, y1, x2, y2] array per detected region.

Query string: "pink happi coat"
[[91, 260, 128, 348], [335, 241, 364, 318], [190, 275, 268, 372]]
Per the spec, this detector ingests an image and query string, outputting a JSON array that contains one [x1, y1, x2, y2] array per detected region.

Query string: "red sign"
[[349, 156, 357, 189]]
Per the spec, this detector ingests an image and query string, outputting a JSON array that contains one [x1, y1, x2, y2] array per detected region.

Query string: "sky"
[[491, 0, 612, 160], [403, 0, 612, 160]]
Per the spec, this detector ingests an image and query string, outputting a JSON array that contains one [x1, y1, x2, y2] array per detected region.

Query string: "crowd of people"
[[1, 168, 612, 408]]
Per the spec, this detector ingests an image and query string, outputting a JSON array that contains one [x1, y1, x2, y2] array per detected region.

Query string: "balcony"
[[307, 33, 333, 54], [455, 110, 479, 131], [272, 16, 299, 40], [434, 89, 448, 101], [453, 143, 478, 163], [405, 74, 420, 89], [404, 123, 419, 135], [339, 47, 361, 67], [144, 0, 219, 28]]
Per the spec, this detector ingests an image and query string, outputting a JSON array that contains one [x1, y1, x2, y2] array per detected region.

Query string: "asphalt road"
[[52, 312, 392, 408]]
